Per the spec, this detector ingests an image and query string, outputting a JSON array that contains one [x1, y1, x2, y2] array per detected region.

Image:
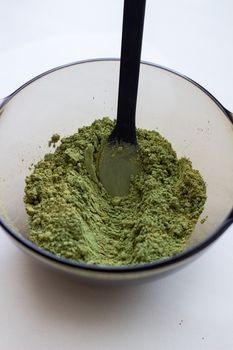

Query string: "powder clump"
[[48, 133, 60, 147], [24, 118, 206, 266]]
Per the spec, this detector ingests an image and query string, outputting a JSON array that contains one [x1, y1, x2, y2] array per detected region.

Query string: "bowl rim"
[[0, 57, 233, 273]]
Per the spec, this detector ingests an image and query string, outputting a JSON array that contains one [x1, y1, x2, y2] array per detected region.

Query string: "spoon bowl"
[[98, 142, 140, 197]]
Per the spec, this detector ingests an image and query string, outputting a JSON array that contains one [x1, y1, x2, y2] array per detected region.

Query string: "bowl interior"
[[0, 60, 233, 254]]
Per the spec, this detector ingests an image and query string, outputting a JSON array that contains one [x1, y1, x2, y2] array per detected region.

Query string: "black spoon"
[[98, 0, 146, 196]]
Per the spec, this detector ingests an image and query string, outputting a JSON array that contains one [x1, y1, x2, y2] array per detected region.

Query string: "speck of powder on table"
[[24, 118, 206, 266]]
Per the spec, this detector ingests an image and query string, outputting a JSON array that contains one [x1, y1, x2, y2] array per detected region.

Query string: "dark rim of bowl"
[[0, 58, 233, 273]]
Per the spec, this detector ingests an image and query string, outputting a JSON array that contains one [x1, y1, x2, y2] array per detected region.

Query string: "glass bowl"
[[0, 59, 233, 283]]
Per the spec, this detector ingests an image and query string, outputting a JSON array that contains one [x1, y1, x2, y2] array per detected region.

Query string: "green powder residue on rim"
[[24, 118, 206, 266]]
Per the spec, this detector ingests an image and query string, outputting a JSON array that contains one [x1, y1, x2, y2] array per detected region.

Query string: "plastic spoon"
[[98, 0, 146, 196]]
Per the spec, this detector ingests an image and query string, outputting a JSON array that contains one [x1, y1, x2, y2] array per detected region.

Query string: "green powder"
[[24, 118, 206, 266], [48, 133, 60, 147]]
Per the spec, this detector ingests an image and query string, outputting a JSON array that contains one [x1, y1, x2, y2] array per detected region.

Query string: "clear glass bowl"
[[0, 59, 233, 283]]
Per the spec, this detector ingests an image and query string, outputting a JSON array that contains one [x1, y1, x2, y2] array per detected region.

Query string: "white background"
[[0, 1, 233, 349]]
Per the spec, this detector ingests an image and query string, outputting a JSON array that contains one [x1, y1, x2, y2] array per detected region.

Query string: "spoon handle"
[[111, 0, 146, 144]]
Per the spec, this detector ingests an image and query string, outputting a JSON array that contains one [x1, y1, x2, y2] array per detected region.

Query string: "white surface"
[[0, 1, 233, 349]]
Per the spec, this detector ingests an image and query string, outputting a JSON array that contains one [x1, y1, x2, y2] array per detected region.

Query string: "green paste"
[[24, 118, 206, 266]]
